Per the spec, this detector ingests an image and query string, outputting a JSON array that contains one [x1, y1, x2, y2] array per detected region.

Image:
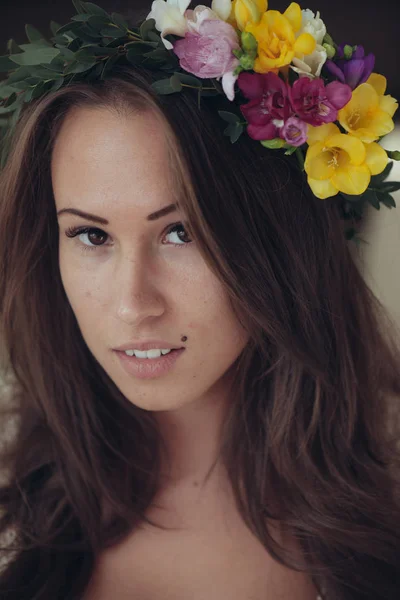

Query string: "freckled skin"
[[51, 106, 249, 414]]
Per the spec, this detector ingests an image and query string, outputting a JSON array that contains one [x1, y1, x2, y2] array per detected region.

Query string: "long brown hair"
[[0, 64, 400, 599]]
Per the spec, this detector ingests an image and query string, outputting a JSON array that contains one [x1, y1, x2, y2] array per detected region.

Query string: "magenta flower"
[[289, 77, 352, 127], [237, 71, 294, 141], [173, 19, 240, 100]]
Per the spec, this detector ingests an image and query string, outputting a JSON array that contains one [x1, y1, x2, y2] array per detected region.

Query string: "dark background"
[[1, 0, 399, 121]]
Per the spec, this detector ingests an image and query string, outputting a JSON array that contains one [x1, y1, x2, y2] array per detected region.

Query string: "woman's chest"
[[84, 482, 319, 600]]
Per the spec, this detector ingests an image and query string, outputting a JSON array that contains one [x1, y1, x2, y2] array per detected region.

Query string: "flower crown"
[[0, 0, 399, 243]]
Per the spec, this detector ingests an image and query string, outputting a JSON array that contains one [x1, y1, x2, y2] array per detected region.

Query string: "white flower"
[[291, 45, 327, 79], [146, 0, 191, 50], [185, 5, 221, 33], [290, 9, 328, 78], [299, 9, 326, 45], [146, 0, 232, 50], [211, 0, 233, 21]]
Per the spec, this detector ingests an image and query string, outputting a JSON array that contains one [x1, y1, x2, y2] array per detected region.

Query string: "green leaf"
[[79, 44, 116, 56], [48, 56, 66, 71], [3, 92, 17, 107], [87, 15, 111, 29], [72, 0, 87, 13], [0, 83, 19, 98], [260, 138, 286, 149], [27, 66, 60, 80], [100, 26, 126, 38], [53, 34, 70, 45], [140, 19, 156, 41], [125, 41, 158, 52], [7, 66, 32, 83], [218, 110, 241, 124], [376, 191, 396, 208], [55, 22, 83, 36], [25, 24, 47, 43], [0, 55, 17, 72], [370, 161, 393, 186], [111, 12, 129, 31], [86, 61, 104, 81], [364, 189, 380, 210], [284, 145, 298, 156], [56, 46, 76, 60], [68, 37, 81, 52], [7, 39, 21, 55], [19, 41, 53, 52], [49, 77, 64, 92], [378, 181, 400, 194], [82, 2, 110, 18], [50, 21, 63, 36], [74, 48, 98, 62], [144, 47, 170, 63], [9, 47, 61, 66], [63, 58, 96, 74], [295, 147, 305, 171], [30, 79, 54, 99], [147, 31, 162, 44], [221, 122, 243, 143], [71, 14, 92, 22], [174, 72, 202, 87], [151, 75, 182, 95]]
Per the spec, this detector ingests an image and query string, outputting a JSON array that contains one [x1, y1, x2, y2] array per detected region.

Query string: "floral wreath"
[[0, 0, 399, 243]]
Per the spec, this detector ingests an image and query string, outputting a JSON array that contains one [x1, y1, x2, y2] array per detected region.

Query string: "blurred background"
[[0, 0, 399, 325]]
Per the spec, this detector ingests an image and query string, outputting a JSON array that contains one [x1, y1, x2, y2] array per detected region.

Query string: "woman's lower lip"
[[114, 348, 185, 379]]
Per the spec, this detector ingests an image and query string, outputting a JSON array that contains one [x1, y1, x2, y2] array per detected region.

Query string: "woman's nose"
[[113, 254, 165, 325]]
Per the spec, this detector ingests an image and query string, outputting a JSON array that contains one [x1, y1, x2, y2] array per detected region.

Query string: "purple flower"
[[237, 72, 294, 141], [324, 44, 375, 90], [173, 19, 240, 80], [281, 117, 308, 147], [289, 77, 352, 126]]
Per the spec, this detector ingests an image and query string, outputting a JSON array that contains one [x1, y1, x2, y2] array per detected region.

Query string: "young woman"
[[0, 5, 400, 600]]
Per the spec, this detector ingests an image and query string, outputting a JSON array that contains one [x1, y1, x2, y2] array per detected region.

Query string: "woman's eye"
[[163, 223, 192, 246], [65, 226, 108, 251]]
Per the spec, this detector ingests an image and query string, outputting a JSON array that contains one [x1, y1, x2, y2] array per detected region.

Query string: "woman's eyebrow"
[[56, 203, 178, 224]]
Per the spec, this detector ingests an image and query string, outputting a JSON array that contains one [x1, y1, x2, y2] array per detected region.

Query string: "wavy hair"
[[0, 64, 400, 599]]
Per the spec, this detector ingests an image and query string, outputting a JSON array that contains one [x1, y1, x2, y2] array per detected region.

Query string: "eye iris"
[[88, 229, 106, 245]]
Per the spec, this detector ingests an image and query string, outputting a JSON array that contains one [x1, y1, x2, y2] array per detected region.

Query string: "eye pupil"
[[88, 229, 107, 245]]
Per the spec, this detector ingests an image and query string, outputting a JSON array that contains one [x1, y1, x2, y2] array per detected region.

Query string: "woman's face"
[[51, 105, 249, 412]]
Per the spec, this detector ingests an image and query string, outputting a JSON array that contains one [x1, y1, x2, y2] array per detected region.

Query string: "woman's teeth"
[[124, 349, 172, 359]]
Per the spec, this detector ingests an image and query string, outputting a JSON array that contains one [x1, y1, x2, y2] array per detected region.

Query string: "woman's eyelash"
[[64, 223, 192, 252]]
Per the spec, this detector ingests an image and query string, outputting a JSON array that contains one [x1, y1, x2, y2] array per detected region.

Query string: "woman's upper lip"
[[114, 340, 184, 351]]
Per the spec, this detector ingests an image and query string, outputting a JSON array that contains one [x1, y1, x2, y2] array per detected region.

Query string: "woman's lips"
[[114, 348, 185, 379]]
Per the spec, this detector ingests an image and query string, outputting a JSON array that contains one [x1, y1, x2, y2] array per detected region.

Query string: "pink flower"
[[237, 72, 294, 141], [281, 117, 307, 147], [173, 19, 240, 101], [289, 77, 352, 126]]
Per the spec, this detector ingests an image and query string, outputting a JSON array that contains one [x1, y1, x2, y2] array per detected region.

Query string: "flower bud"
[[241, 31, 258, 55], [323, 43, 336, 59], [239, 54, 255, 70], [323, 33, 335, 47], [232, 48, 243, 59], [343, 44, 353, 59]]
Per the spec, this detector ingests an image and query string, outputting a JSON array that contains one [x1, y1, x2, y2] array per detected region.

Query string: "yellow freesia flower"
[[228, 0, 267, 31], [243, 2, 316, 73], [338, 73, 398, 143], [304, 123, 388, 199]]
